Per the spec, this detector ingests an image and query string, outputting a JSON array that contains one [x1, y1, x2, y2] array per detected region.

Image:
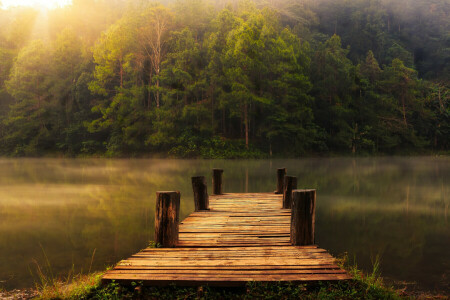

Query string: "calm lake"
[[0, 157, 448, 293]]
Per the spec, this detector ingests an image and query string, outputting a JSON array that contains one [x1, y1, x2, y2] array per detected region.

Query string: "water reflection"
[[0, 157, 448, 292]]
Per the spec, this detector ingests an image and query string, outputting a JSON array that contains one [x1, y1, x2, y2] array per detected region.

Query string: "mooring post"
[[192, 176, 209, 211], [290, 189, 316, 246], [212, 169, 223, 195], [155, 191, 180, 247], [275, 168, 286, 194], [282, 176, 297, 209]]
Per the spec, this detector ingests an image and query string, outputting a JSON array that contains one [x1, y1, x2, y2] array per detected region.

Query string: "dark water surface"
[[0, 157, 448, 292]]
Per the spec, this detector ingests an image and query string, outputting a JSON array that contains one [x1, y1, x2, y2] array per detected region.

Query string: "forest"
[[0, 0, 448, 157]]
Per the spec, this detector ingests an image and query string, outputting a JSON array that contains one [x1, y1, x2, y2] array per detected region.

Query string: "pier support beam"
[[275, 168, 286, 194], [155, 191, 180, 247], [290, 189, 316, 246], [192, 176, 209, 211], [212, 169, 223, 195], [282, 176, 297, 209]]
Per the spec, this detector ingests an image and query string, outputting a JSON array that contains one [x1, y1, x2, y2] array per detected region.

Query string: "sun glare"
[[1, 0, 72, 9]]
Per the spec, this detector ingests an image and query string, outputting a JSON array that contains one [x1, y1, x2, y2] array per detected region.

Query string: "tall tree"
[[204, 8, 241, 136], [224, 9, 277, 148], [137, 5, 173, 108], [88, 16, 142, 154], [311, 34, 356, 151], [50, 28, 90, 154], [3, 40, 52, 155], [381, 58, 418, 127]]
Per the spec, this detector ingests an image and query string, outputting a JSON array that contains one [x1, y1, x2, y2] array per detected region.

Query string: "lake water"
[[0, 157, 448, 293]]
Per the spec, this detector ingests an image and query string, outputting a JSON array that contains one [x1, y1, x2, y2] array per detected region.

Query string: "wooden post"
[[155, 191, 180, 247], [275, 168, 286, 194], [290, 189, 316, 246], [282, 176, 297, 209], [212, 169, 223, 195], [192, 176, 209, 211]]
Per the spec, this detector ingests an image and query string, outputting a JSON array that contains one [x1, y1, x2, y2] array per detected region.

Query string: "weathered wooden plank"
[[102, 274, 351, 283], [140, 245, 319, 251], [103, 192, 349, 286], [113, 265, 342, 270], [105, 270, 347, 276]]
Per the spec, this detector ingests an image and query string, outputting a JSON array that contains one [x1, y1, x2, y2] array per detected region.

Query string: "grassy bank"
[[28, 254, 430, 300]]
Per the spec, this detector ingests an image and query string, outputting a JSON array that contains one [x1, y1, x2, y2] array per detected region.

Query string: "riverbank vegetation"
[[0, 0, 448, 157]]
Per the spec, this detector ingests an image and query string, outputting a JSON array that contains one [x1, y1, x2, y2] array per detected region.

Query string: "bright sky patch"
[[2, 0, 72, 9]]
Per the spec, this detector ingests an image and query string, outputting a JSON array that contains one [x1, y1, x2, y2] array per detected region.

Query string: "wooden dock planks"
[[102, 193, 350, 286]]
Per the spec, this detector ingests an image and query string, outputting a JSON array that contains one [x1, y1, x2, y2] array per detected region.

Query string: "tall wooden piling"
[[275, 168, 286, 194], [282, 176, 297, 209], [155, 191, 180, 247], [192, 176, 209, 211], [290, 189, 316, 246], [212, 169, 223, 195]]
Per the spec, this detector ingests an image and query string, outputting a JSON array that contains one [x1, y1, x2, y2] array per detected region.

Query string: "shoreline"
[[0, 152, 449, 160], [2, 256, 448, 299]]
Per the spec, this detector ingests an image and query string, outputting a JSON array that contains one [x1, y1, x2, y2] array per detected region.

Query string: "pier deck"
[[102, 193, 350, 286]]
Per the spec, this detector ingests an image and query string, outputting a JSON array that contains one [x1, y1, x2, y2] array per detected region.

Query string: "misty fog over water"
[[0, 157, 448, 292]]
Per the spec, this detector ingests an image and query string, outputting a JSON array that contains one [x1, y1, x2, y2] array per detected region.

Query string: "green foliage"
[[65, 279, 403, 300], [29, 245, 103, 299], [148, 241, 162, 248], [0, 0, 448, 157], [2, 40, 53, 155], [169, 135, 265, 158]]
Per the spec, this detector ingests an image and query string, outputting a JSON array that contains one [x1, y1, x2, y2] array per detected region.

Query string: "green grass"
[[31, 246, 105, 299], [69, 279, 402, 300], [35, 272, 104, 299], [32, 252, 411, 299]]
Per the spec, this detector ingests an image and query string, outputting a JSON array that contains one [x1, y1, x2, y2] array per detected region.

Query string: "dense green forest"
[[0, 0, 448, 157]]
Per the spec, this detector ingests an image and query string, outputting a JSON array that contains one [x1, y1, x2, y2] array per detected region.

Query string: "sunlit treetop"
[[1, 0, 72, 9]]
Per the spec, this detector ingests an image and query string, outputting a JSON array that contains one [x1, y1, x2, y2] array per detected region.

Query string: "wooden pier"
[[102, 170, 350, 286]]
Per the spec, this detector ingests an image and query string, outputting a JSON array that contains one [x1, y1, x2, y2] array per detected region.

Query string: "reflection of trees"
[[317, 202, 448, 291], [0, 157, 448, 291], [0, 159, 197, 289]]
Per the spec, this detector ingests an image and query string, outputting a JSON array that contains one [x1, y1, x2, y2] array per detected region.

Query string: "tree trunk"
[[244, 103, 249, 149], [401, 93, 407, 126], [211, 86, 215, 134], [222, 108, 226, 135], [120, 60, 123, 89], [148, 68, 152, 109], [156, 76, 160, 108], [240, 110, 243, 139], [36, 78, 43, 129]]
